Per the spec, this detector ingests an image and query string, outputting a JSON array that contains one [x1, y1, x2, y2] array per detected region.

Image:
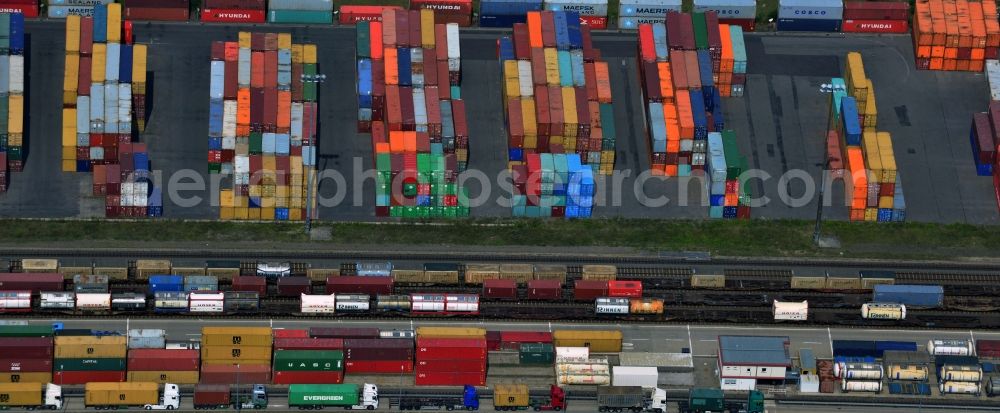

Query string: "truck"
[[679, 389, 765, 413], [398, 385, 479, 410], [193, 384, 268, 410], [596, 386, 666, 413], [288, 383, 379, 410], [84, 382, 179, 410], [493, 384, 565, 411], [0, 383, 62, 410]]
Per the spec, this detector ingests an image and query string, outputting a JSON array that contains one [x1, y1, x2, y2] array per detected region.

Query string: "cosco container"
[[692, 0, 755, 19], [778, 0, 843, 20]]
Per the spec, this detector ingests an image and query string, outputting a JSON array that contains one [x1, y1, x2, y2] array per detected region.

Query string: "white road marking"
[[803, 341, 821, 344], [630, 338, 649, 341]]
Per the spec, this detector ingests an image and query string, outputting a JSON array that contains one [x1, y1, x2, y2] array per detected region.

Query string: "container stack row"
[[209, 32, 319, 221], [841, 1, 910, 34], [0, 333, 53, 384], [777, 0, 844, 32], [0, 0, 37, 18], [123, 0, 190, 21], [127, 351, 200, 384], [355, 10, 472, 218], [61, 5, 155, 218], [831, 52, 904, 222], [342, 337, 414, 374], [202, 0, 266, 23], [53, 334, 127, 384], [47, 0, 113, 19], [415, 327, 487, 386], [691, 0, 756, 32], [912, 0, 1000, 71], [268, 0, 334, 24], [200, 327, 273, 384], [968, 67, 1000, 211], [0, 12, 24, 193], [615, 0, 680, 29]]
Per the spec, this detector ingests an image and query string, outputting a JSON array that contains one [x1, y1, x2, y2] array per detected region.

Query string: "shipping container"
[[198, 364, 271, 384], [128, 349, 200, 371], [0, 273, 65, 292], [873, 284, 944, 308], [124, 0, 190, 21], [553, 330, 622, 352], [84, 382, 157, 406], [326, 276, 393, 295]]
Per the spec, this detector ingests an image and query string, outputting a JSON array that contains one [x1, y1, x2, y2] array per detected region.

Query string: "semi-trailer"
[[0, 383, 63, 410], [287, 383, 379, 410], [397, 384, 479, 410], [193, 383, 268, 409], [493, 384, 565, 411], [596, 386, 666, 413], [84, 382, 179, 410]]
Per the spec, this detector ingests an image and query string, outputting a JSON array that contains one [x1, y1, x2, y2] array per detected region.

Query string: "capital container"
[[148, 275, 183, 293], [54, 358, 126, 371]]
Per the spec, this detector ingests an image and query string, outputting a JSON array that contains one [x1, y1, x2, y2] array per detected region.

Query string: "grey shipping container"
[[872, 285, 943, 308], [184, 276, 219, 292], [597, 386, 645, 409], [128, 329, 166, 349], [48, 0, 113, 5], [778, 0, 843, 20], [268, 0, 332, 10], [692, 0, 755, 19], [48, 5, 97, 18]]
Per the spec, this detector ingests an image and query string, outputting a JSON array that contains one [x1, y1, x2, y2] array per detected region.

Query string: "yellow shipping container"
[[543, 48, 560, 85], [581, 265, 616, 281], [261, 207, 276, 220], [55, 336, 126, 346], [498, 264, 533, 284], [201, 327, 273, 346], [303, 44, 317, 64], [220, 207, 234, 220], [206, 267, 239, 280], [85, 382, 157, 406], [307, 268, 338, 282], [106, 3, 122, 44], [65, 15, 81, 53], [862, 132, 882, 178], [845, 52, 867, 99], [416, 327, 486, 338], [62, 266, 93, 277], [291, 44, 303, 63], [202, 345, 273, 361], [553, 330, 623, 352], [562, 87, 577, 137], [464, 264, 500, 285], [239, 32, 251, 49], [7, 95, 22, 134], [61, 146, 77, 160], [0, 372, 51, 383], [863, 79, 877, 126], [521, 98, 537, 137], [91, 43, 107, 83], [0, 383, 43, 407], [493, 384, 529, 408], [278, 33, 292, 50], [94, 267, 129, 280], [127, 371, 199, 384], [63, 54, 79, 93], [135, 260, 171, 280], [62, 160, 76, 171], [504, 60, 520, 98], [864, 207, 878, 222], [132, 44, 148, 84], [420, 9, 435, 48], [533, 264, 567, 282], [879, 196, 894, 209], [220, 189, 234, 207], [62, 108, 77, 146]]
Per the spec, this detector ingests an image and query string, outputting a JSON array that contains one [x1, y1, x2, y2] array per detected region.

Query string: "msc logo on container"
[[793, 10, 828, 16], [304, 396, 346, 401]]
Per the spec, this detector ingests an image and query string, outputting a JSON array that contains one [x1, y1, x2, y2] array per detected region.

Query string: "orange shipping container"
[[527, 12, 543, 49], [237, 89, 251, 125], [277, 91, 291, 128], [719, 24, 734, 73], [384, 48, 399, 85], [676, 92, 693, 139], [371, 22, 384, 60], [251, 52, 264, 87], [656, 62, 674, 103], [594, 61, 611, 104], [382, 9, 396, 47]]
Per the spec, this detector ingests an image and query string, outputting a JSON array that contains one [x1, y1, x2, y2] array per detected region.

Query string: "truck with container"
[[84, 382, 179, 410], [193, 384, 267, 409], [493, 384, 565, 411], [596, 386, 666, 413], [397, 385, 478, 410], [288, 383, 378, 410], [0, 383, 62, 410], [679, 389, 765, 413]]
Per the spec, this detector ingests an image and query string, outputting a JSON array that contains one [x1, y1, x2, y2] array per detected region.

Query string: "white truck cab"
[[44, 383, 63, 410], [647, 388, 667, 413], [351, 383, 379, 410], [144, 383, 180, 410]]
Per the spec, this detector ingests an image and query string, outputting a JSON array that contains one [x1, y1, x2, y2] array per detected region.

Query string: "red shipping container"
[[527, 279, 562, 300], [325, 276, 393, 295], [345, 341, 414, 360], [272, 371, 343, 385], [977, 339, 1000, 358], [339, 5, 403, 24], [230, 275, 266, 296], [193, 384, 230, 406], [843, 1, 909, 21], [53, 371, 126, 385], [124, 0, 190, 22], [415, 359, 485, 372], [274, 338, 344, 351], [201, 8, 265, 23], [344, 360, 413, 374], [0, 338, 54, 356], [273, 329, 310, 339], [0, 359, 52, 373], [486, 331, 501, 352], [276, 276, 311, 297], [0, 3, 38, 18], [311, 328, 381, 339], [483, 279, 517, 300], [199, 364, 271, 384], [513, 24, 530, 60], [78, 57, 92, 96], [416, 338, 486, 360], [409, 0, 472, 26], [415, 371, 486, 386], [573, 279, 608, 301], [719, 18, 755, 32], [607, 280, 642, 298], [499, 331, 553, 350], [841, 19, 909, 34], [127, 349, 200, 371], [0, 273, 65, 293], [579, 15, 607, 29]]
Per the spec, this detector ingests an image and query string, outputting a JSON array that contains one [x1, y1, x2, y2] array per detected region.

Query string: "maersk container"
[[545, 0, 608, 16], [210, 61, 225, 100], [776, 18, 841, 32], [269, 0, 333, 10], [48, 6, 97, 18], [618, 0, 681, 17], [692, 0, 755, 19], [49, 0, 113, 5], [873, 285, 944, 308], [268, 10, 333, 24], [778, 0, 843, 20], [480, 0, 543, 16], [618, 16, 666, 29]]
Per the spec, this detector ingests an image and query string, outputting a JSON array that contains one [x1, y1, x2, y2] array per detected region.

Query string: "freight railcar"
[[0, 291, 30, 313]]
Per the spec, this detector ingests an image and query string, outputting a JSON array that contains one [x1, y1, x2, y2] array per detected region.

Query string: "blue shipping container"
[[498, 37, 515, 61], [689, 90, 707, 138], [697, 50, 714, 88], [208, 99, 224, 137], [566, 12, 582, 49], [840, 97, 861, 146], [875, 341, 917, 356], [397, 47, 412, 86], [873, 284, 944, 308], [480, 0, 543, 16], [149, 275, 184, 293], [553, 11, 570, 50], [357, 59, 373, 97], [9, 13, 23, 55], [832, 340, 877, 358], [93, 4, 107, 43], [119, 44, 133, 84], [480, 14, 528, 27], [776, 18, 842, 32]]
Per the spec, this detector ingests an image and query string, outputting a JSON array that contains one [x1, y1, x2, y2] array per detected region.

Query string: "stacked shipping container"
[[498, 11, 612, 218], [200, 327, 273, 384], [0, 12, 24, 193], [339, 5, 403, 25], [53, 335, 127, 384], [637, 12, 751, 219], [544, 0, 609, 29], [209, 32, 319, 221], [415, 328, 486, 386], [842, 1, 909, 34], [202, 0, 266, 23], [410, 0, 473, 26], [777, 0, 843, 32], [479, 0, 543, 28], [127, 349, 200, 384], [912, 0, 1000, 71], [831, 52, 905, 222], [62, 5, 156, 218], [617, 0, 681, 29], [967, 71, 1000, 211], [692, 0, 756, 32], [268, 0, 333, 24], [0, 333, 54, 384], [356, 10, 472, 218], [343, 338, 414, 374], [48, 0, 113, 19], [272, 349, 344, 384], [0, 0, 37, 18], [123, 0, 190, 21]]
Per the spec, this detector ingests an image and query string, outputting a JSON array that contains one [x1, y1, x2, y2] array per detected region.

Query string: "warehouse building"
[[717, 336, 792, 390]]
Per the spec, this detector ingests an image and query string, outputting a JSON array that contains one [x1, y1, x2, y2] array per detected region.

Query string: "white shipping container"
[[222, 136, 236, 150], [446, 24, 460, 60], [223, 100, 237, 138], [188, 292, 225, 313], [618, 0, 681, 17], [545, 0, 609, 16], [76, 293, 112, 310], [238, 48, 251, 87], [413, 88, 427, 126], [773, 300, 808, 321], [556, 347, 589, 362], [106, 43, 120, 82], [47, 5, 96, 18], [618, 16, 667, 29], [778, 0, 843, 21], [799, 374, 819, 393], [334, 294, 370, 311], [210, 61, 225, 100], [300, 294, 336, 314], [235, 172, 250, 185], [40, 292, 75, 309], [90, 84, 105, 122], [134, 182, 149, 206], [692, 0, 756, 19], [76, 96, 90, 133], [8, 55, 23, 95], [89, 146, 104, 161], [987, 60, 1000, 101], [77, 133, 89, 146], [104, 83, 118, 127], [612, 366, 659, 388], [595, 297, 630, 314], [235, 155, 250, 173], [720, 378, 756, 391], [291, 103, 304, 140], [0, 291, 31, 311], [939, 365, 983, 382], [517, 61, 533, 97]]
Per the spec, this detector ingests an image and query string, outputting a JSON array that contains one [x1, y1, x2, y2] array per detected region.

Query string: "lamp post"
[[234, 363, 241, 412], [300, 73, 326, 234]]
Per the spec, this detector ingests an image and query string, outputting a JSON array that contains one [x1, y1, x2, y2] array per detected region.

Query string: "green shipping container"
[[689, 388, 725, 411], [599, 103, 616, 142], [273, 350, 343, 371], [356, 21, 370, 58], [721, 130, 742, 180], [0, 95, 8, 133], [55, 358, 126, 371], [519, 343, 554, 365], [0, 14, 9, 52], [303, 64, 317, 102], [268, 10, 333, 24], [288, 384, 358, 406], [250, 132, 263, 154], [0, 325, 53, 337], [692, 12, 708, 50]]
